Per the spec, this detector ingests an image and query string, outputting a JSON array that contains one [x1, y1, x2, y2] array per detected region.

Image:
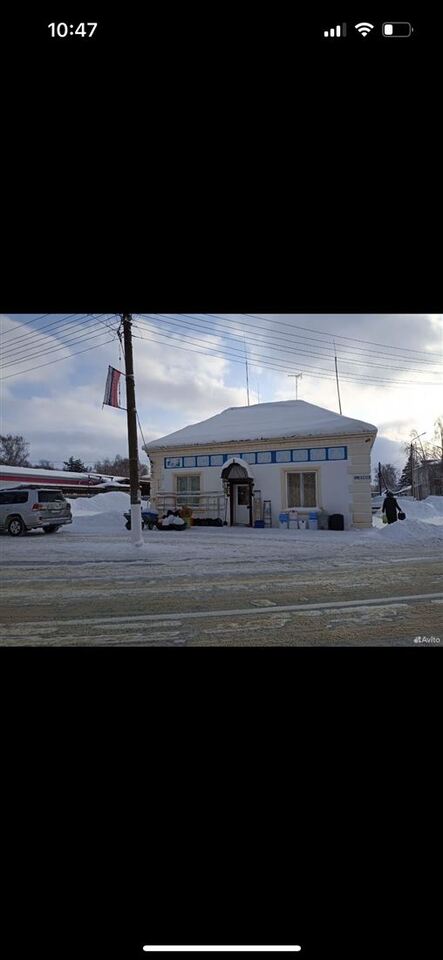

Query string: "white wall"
[[149, 441, 374, 528]]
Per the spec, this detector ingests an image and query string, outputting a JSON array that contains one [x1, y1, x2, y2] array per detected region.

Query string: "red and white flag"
[[103, 365, 123, 408]]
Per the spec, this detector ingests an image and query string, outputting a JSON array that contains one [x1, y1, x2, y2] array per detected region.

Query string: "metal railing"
[[153, 492, 227, 521]]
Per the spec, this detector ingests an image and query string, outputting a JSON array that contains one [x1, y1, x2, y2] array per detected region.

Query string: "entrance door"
[[234, 484, 250, 525]]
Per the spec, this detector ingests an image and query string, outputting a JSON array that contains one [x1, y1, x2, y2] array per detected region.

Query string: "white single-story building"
[[144, 400, 378, 529]]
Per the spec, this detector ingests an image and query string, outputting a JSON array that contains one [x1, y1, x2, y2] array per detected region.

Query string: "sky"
[[1, 313, 442, 479]]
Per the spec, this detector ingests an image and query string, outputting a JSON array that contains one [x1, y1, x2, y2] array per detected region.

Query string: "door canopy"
[[221, 457, 254, 480]]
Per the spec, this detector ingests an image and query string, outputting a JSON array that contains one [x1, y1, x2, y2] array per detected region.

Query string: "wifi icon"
[[355, 22, 374, 36]]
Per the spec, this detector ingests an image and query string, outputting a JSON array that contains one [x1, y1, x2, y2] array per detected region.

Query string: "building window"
[[287, 472, 317, 508], [176, 474, 201, 507], [328, 446, 346, 460], [309, 448, 326, 461]]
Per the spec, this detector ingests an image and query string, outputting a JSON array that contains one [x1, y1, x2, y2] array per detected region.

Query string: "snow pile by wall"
[[68, 491, 130, 516]]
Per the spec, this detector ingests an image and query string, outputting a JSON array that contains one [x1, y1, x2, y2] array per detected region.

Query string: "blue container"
[[278, 512, 289, 528], [254, 520, 265, 528], [309, 517, 318, 530]]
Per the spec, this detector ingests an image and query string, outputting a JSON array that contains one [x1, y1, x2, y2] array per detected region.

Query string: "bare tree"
[[373, 463, 399, 491], [93, 453, 148, 477], [0, 434, 31, 466]]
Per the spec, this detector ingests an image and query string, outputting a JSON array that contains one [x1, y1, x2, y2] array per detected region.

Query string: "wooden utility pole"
[[122, 313, 143, 546]]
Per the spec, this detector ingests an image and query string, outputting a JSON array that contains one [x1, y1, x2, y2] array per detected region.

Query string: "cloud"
[[2, 314, 442, 467]]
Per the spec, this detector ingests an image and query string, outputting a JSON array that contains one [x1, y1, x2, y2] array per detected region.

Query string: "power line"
[[133, 316, 441, 387], [1, 313, 119, 353], [0, 313, 53, 334], [133, 316, 440, 386], [138, 313, 442, 376], [130, 325, 439, 388], [1, 317, 118, 368], [0, 336, 116, 381], [1, 314, 97, 361], [1, 314, 119, 358], [0, 313, 82, 345], [243, 313, 443, 360], [206, 313, 441, 369]]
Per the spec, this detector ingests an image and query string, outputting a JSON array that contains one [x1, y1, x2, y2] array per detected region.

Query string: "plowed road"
[[1, 554, 442, 645]]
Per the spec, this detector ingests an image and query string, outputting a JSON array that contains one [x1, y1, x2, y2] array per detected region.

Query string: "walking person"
[[382, 490, 401, 524]]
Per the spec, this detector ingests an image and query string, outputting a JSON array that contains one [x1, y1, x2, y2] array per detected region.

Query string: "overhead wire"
[[0, 336, 117, 381], [186, 312, 441, 369], [1, 313, 83, 346], [132, 316, 441, 387], [1, 316, 120, 367], [1, 314, 120, 359], [137, 313, 442, 376], [243, 313, 443, 360], [130, 324, 439, 388]]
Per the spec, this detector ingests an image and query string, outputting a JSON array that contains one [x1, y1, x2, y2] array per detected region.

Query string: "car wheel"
[[7, 516, 26, 537], [43, 525, 59, 534]]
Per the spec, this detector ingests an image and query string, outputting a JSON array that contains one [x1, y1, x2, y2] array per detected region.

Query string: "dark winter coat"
[[382, 494, 401, 523]]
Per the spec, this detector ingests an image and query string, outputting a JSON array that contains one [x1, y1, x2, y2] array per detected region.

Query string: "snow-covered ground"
[[1, 493, 442, 568]]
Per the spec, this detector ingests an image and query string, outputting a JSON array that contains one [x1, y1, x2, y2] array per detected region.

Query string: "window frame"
[[174, 472, 202, 507], [284, 468, 319, 509]]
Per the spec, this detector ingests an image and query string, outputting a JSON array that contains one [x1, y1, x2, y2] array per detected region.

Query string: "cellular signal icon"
[[323, 23, 347, 37], [355, 22, 374, 36]]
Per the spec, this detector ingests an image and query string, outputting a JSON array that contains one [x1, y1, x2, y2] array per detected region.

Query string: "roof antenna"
[[288, 373, 303, 400], [244, 337, 250, 405], [333, 340, 342, 414]]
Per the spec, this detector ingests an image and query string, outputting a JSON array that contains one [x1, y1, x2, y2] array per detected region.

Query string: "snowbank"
[[371, 497, 443, 543], [68, 491, 130, 516], [377, 518, 443, 543], [394, 496, 443, 523]]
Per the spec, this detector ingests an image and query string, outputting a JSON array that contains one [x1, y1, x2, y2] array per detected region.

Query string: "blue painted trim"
[[164, 445, 348, 467]]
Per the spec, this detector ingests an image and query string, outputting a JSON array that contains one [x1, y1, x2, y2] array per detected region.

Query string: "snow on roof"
[[145, 400, 378, 450]]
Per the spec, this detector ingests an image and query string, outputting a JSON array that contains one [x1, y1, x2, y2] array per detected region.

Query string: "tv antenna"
[[288, 372, 303, 400]]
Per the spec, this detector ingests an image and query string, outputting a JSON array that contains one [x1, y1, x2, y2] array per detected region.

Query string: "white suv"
[[0, 487, 72, 536]]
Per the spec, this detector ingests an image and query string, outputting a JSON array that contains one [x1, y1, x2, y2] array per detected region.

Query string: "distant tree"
[[0, 434, 31, 466], [422, 416, 443, 462], [35, 459, 55, 470], [93, 453, 148, 477], [63, 456, 91, 473], [398, 449, 414, 489], [373, 463, 399, 491]]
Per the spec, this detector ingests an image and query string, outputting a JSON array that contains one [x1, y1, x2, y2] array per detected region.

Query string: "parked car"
[[0, 486, 72, 536]]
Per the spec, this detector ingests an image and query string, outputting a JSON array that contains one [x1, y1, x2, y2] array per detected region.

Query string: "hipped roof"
[[145, 400, 377, 450]]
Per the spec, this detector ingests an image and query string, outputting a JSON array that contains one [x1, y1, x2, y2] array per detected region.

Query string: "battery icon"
[[382, 22, 413, 37]]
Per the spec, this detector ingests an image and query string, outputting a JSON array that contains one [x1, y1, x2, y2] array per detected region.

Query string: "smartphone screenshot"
[[1, 9, 440, 960]]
